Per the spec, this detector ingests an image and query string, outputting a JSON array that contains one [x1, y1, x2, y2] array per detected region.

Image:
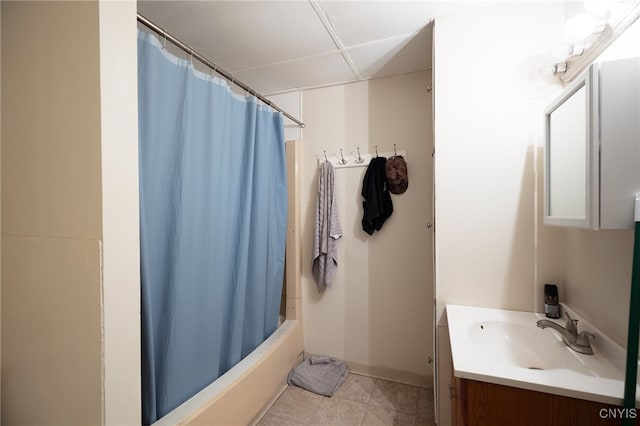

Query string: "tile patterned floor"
[[257, 373, 436, 426]]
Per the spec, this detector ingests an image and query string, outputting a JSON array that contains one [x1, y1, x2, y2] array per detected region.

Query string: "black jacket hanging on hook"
[[361, 157, 393, 235]]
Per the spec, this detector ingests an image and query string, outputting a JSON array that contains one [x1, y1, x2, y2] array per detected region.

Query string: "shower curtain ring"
[[162, 31, 167, 49], [188, 48, 194, 64]]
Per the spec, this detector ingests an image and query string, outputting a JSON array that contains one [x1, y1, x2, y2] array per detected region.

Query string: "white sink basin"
[[447, 304, 638, 406], [467, 319, 620, 378], [469, 320, 560, 370]]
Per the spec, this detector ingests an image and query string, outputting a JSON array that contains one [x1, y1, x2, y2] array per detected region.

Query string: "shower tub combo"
[[152, 141, 304, 426]]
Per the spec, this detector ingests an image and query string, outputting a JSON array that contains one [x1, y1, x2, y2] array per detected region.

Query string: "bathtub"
[[152, 320, 303, 426]]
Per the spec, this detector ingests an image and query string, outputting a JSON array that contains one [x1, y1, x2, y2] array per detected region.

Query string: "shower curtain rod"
[[137, 13, 305, 128]]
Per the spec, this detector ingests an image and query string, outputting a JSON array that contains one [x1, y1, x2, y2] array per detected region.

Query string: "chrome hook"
[[355, 147, 365, 164], [338, 149, 347, 165], [323, 151, 328, 162], [394, 144, 397, 156], [375, 145, 379, 157]]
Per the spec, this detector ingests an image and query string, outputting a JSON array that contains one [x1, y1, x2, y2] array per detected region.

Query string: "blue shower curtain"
[[137, 31, 287, 425]]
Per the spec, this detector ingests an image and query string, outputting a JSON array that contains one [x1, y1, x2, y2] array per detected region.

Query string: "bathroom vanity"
[[451, 377, 627, 426], [447, 304, 640, 425]]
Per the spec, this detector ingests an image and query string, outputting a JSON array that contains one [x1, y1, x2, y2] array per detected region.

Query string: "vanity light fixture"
[[548, 0, 623, 79], [551, 62, 568, 75], [570, 43, 587, 56], [552, 43, 587, 61]]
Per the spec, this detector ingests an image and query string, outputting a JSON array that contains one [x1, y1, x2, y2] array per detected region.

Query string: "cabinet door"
[[461, 379, 637, 426], [599, 57, 640, 229], [544, 58, 640, 230], [544, 65, 599, 229], [451, 374, 466, 426]]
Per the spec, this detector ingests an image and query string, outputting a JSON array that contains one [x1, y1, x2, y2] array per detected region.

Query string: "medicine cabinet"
[[544, 58, 640, 230]]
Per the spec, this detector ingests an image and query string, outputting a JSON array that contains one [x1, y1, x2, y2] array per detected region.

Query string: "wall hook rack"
[[318, 148, 408, 169]]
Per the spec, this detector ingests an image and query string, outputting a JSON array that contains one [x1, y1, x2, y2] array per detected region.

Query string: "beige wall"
[[301, 71, 434, 387], [1, 1, 140, 424], [562, 229, 633, 346], [1, 2, 104, 424]]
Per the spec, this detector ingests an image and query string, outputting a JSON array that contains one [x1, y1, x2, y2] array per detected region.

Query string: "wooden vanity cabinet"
[[451, 376, 639, 426]]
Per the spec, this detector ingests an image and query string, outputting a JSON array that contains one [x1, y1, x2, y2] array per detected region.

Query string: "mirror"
[[548, 85, 586, 218], [544, 66, 598, 229]]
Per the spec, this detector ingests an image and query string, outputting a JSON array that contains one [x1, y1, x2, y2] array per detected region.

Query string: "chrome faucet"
[[536, 312, 596, 355]]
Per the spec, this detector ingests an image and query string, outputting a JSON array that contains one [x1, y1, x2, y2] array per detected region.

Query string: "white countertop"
[[447, 303, 640, 407]]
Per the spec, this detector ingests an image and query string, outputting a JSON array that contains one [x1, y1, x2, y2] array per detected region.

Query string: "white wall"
[[434, 1, 565, 322], [267, 91, 303, 142], [300, 71, 434, 386], [433, 2, 566, 423], [98, 1, 141, 424]]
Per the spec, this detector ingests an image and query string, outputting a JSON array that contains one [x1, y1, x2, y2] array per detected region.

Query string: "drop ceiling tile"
[[138, 1, 337, 72], [347, 30, 431, 80], [137, 0, 488, 94], [235, 52, 358, 94], [321, 1, 428, 46], [322, 1, 491, 47]]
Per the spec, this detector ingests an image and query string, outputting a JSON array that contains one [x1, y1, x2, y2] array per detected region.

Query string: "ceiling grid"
[[137, 1, 487, 94]]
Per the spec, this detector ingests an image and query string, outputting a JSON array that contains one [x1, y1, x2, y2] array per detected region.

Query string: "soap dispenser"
[[544, 284, 560, 319]]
